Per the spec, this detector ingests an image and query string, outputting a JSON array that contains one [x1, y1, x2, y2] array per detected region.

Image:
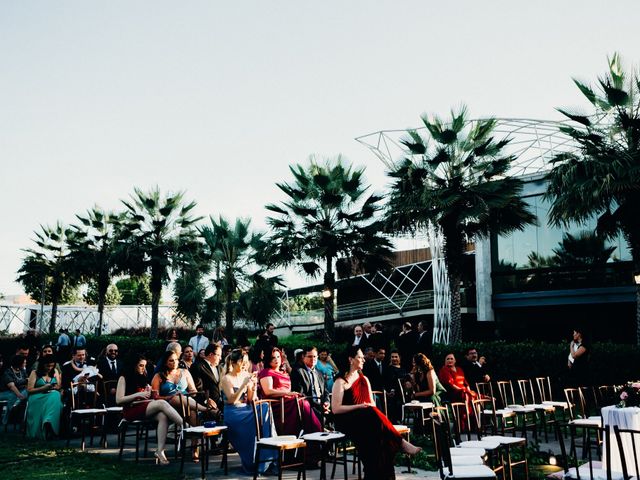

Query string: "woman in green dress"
[[411, 353, 447, 406], [26, 354, 63, 439]]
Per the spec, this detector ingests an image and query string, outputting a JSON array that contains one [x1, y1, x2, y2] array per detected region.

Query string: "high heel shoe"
[[154, 451, 169, 466], [192, 450, 200, 464]]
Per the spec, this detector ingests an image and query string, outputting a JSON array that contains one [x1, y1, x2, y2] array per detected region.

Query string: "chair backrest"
[[614, 425, 640, 480], [70, 381, 99, 410], [371, 390, 388, 416], [563, 388, 587, 420], [396, 378, 407, 405], [448, 401, 471, 442], [534, 376, 553, 403], [516, 379, 536, 405], [102, 380, 118, 407], [476, 381, 494, 399], [471, 397, 497, 436], [555, 422, 612, 480], [596, 385, 617, 409], [496, 380, 516, 408], [431, 417, 453, 479], [252, 399, 275, 441]]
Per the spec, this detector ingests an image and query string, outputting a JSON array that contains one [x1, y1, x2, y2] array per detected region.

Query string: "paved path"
[[68, 432, 442, 480]]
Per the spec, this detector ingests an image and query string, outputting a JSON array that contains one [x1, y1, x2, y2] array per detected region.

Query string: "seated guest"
[[154, 342, 186, 373], [190, 344, 223, 414], [117, 354, 183, 465], [290, 346, 330, 424], [383, 350, 407, 422], [97, 343, 122, 405], [362, 346, 387, 393], [31, 345, 62, 375], [316, 347, 338, 393], [61, 347, 88, 391], [248, 346, 264, 374], [181, 345, 195, 370], [220, 349, 274, 474], [460, 347, 490, 392], [197, 349, 206, 360], [438, 352, 475, 404], [332, 346, 421, 480], [411, 353, 446, 406], [212, 326, 229, 347], [26, 354, 63, 439], [0, 355, 28, 424], [151, 351, 208, 422], [165, 328, 179, 346], [258, 347, 322, 436]]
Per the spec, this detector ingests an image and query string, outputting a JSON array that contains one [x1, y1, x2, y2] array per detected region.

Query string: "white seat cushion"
[[446, 464, 496, 478], [508, 404, 536, 413], [394, 425, 410, 434], [459, 439, 501, 450], [450, 447, 485, 456], [542, 400, 569, 408], [482, 435, 526, 445], [302, 432, 345, 442], [562, 461, 626, 480], [484, 409, 515, 417], [451, 455, 484, 466], [259, 436, 305, 447], [569, 418, 601, 427], [105, 406, 123, 412], [72, 408, 106, 414]]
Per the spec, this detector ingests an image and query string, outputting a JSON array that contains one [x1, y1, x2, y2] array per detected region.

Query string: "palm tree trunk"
[[49, 300, 58, 334], [225, 274, 234, 336], [49, 278, 63, 334], [97, 273, 109, 336], [323, 259, 335, 341], [150, 266, 162, 339], [448, 273, 462, 344], [215, 261, 221, 328]]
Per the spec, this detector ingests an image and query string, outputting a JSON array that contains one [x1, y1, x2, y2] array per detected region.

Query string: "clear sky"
[[2, 1, 640, 297]]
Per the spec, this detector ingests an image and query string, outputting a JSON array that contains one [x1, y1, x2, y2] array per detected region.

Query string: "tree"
[[84, 281, 122, 306], [16, 222, 78, 333], [67, 207, 123, 335], [386, 106, 536, 343], [173, 270, 207, 325], [115, 276, 152, 305], [545, 53, 640, 343], [119, 187, 202, 338], [200, 216, 265, 336], [236, 273, 284, 328], [266, 156, 393, 339], [552, 231, 616, 266]]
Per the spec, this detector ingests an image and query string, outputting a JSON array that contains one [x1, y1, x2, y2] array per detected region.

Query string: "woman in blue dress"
[[220, 349, 275, 474], [151, 351, 209, 462], [26, 354, 63, 439]]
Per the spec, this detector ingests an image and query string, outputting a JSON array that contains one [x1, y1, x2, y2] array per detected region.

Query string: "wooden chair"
[[252, 399, 307, 480], [100, 379, 123, 447], [613, 425, 640, 480], [432, 417, 497, 480], [67, 381, 107, 450], [117, 416, 157, 462], [534, 376, 569, 422], [516, 379, 557, 442], [563, 388, 602, 460], [556, 422, 612, 480], [496, 380, 537, 441]]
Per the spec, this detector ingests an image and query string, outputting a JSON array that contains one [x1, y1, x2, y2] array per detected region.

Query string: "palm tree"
[[236, 273, 284, 329], [119, 187, 202, 338], [265, 156, 393, 339], [66, 207, 122, 335], [16, 222, 77, 333], [386, 106, 536, 343], [545, 53, 640, 343], [200, 216, 265, 336]]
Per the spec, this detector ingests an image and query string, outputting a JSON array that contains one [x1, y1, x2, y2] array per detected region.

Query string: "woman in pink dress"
[[258, 347, 322, 436]]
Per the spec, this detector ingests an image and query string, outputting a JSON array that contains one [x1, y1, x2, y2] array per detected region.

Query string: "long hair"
[[413, 353, 434, 374], [266, 347, 284, 372], [123, 354, 150, 395], [337, 345, 364, 379], [225, 349, 246, 374], [157, 350, 178, 382], [36, 354, 56, 377]]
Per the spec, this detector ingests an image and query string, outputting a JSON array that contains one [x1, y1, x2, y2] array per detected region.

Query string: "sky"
[[2, 1, 640, 297]]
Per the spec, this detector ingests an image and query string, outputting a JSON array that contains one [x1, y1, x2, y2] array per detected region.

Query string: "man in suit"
[[190, 343, 223, 415], [363, 346, 388, 392], [415, 321, 432, 358], [351, 325, 364, 347], [290, 346, 329, 424], [396, 322, 417, 371], [97, 343, 122, 406], [61, 347, 88, 391], [460, 346, 490, 392]]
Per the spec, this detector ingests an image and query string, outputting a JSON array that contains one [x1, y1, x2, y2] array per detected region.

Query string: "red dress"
[[438, 365, 471, 403], [123, 387, 151, 421], [334, 374, 402, 480], [258, 368, 322, 436]]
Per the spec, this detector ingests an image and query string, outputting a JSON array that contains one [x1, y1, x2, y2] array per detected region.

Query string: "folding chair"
[[67, 381, 107, 450], [496, 380, 537, 441]]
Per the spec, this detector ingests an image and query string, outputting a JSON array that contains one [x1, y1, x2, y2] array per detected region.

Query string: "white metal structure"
[[355, 118, 580, 343]]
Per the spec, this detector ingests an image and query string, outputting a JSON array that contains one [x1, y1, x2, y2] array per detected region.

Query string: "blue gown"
[[223, 387, 276, 474], [159, 370, 189, 396]]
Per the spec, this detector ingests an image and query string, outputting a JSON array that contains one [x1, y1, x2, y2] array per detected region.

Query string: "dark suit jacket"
[[97, 357, 123, 383], [362, 359, 387, 392], [61, 361, 87, 390], [396, 330, 417, 369], [290, 365, 328, 405], [415, 331, 432, 358], [460, 359, 488, 391], [190, 359, 223, 408]]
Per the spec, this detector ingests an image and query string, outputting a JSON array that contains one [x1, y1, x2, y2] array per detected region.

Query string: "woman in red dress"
[[258, 347, 322, 436], [332, 346, 421, 480], [116, 354, 183, 465], [438, 352, 476, 430]]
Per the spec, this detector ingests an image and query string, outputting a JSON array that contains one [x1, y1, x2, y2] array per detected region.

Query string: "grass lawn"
[[0, 433, 180, 480]]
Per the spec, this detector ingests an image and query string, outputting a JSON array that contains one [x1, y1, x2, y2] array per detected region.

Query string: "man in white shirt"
[[188, 325, 210, 353], [352, 325, 364, 346]]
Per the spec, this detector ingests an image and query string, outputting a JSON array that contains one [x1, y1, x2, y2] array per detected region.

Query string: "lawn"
[[0, 433, 180, 480]]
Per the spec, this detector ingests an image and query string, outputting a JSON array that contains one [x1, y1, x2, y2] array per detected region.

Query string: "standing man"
[[363, 346, 387, 392], [56, 328, 71, 364], [290, 346, 329, 423], [188, 324, 210, 354], [255, 323, 278, 360], [415, 321, 432, 358], [460, 347, 490, 392], [72, 329, 87, 349], [396, 322, 417, 371], [190, 343, 223, 416], [351, 325, 364, 347]]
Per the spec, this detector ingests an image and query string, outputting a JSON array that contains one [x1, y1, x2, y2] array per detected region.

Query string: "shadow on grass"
[[0, 433, 181, 480]]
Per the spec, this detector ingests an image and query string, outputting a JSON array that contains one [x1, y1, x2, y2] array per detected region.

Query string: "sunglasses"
[[108, 349, 118, 353]]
